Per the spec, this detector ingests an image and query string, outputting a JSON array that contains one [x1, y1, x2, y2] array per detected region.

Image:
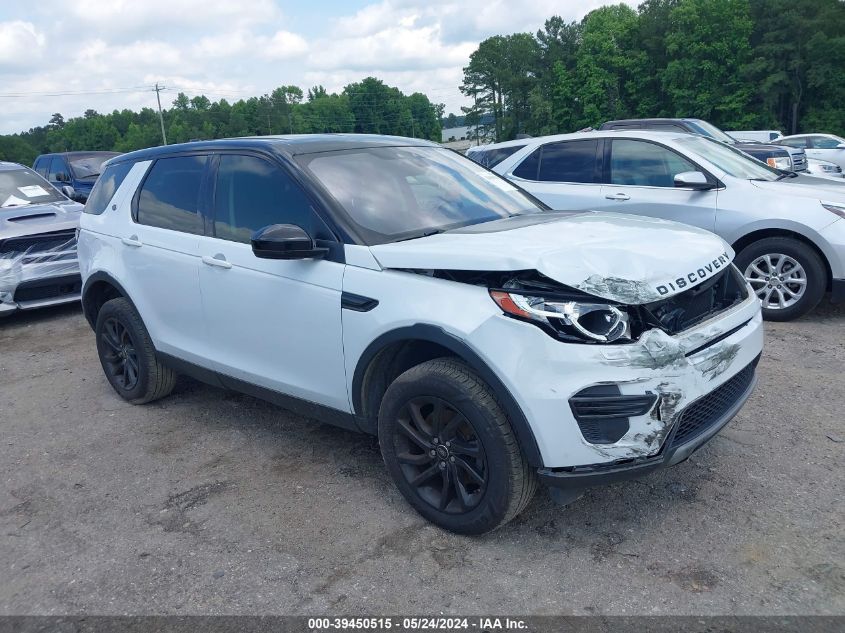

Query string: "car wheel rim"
[[744, 253, 807, 310], [393, 396, 488, 514], [100, 317, 140, 390]]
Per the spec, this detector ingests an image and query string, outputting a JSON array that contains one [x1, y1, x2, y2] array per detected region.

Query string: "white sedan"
[[774, 133, 845, 169]]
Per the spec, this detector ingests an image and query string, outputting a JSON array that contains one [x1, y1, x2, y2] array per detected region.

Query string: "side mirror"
[[61, 185, 76, 199], [674, 171, 714, 190], [835, 143, 845, 150], [251, 224, 328, 260]]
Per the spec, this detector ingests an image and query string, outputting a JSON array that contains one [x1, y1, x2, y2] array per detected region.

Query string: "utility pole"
[[154, 83, 167, 145]]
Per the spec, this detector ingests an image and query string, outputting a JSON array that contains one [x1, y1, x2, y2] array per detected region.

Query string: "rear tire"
[[378, 358, 537, 535], [95, 297, 176, 404], [735, 237, 826, 321]]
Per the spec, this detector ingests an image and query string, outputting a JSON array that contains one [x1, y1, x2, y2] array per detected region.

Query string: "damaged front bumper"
[[469, 291, 763, 473], [0, 234, 81, 316], [537, 354, 758, 501]]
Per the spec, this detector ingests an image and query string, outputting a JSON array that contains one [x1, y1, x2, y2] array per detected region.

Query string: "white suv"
[[78, 135, 763, 534]]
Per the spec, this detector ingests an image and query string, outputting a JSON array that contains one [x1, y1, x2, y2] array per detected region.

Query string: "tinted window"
[[778, 137, 809, 148], [811, 136, 842, 149], [469, 145, 526, 168], [538, 140, 600, 183], [137, 155, 206, 234], [301, 146, 541, 244], [610, 139, 696, 187], [512, 148, 541, 179], [212, 155, 317, 243], [48, 157, 69, 182], [69, 153, 118, 180], [33, 157, 49, 177], [84, 161, 134, 215]]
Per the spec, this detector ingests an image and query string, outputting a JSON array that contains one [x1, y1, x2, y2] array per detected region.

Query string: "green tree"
[[663, 0, 754, 127]]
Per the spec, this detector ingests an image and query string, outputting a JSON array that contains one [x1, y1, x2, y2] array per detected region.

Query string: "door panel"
[[121, 155, 208, 361], [198, 153, 348, 411], [598, 139, 718, 231]]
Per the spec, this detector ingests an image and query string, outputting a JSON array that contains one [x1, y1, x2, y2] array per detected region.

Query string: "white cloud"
[[0, 0, 641, 133], [0, 21, 46, 71], [261, 30, 309, 60]]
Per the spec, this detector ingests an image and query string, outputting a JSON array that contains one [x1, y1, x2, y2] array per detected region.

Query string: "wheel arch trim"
[[81, 271, 138, 330], [351, 324, 544, 467]]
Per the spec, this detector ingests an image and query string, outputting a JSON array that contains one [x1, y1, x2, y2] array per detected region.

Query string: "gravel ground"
[[0, 301, 843, 616]]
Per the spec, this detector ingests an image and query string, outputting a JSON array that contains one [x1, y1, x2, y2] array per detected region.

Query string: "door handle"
[[121, 235, 142, 247], [202, 254, 232, 269], [605, 193, 631, 201]]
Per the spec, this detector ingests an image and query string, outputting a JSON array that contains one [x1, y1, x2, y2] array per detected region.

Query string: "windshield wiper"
[[393, 228, 445, 243], [776, 171, 799, 180]]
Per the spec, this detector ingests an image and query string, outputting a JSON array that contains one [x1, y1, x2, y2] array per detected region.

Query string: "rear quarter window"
[[84, 162, 135, 215]]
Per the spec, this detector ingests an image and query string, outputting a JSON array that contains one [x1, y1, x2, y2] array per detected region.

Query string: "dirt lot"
[[0, 302, 843, 616]]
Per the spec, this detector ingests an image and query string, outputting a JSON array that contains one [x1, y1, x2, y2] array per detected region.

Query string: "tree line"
[[458, 0, 845, 142], [0, 77, 444, 165]]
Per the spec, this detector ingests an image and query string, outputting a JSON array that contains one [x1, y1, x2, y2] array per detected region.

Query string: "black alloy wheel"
[[99, 316, 140, 391], [393, 396, 488, 513]]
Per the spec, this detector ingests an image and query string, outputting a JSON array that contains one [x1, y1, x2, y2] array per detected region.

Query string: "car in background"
[[773, 134, 845, 169], [727, 130, 783, 143], [0, 161, 84, 316], [599, 119, 807, 173], [807, 158, 845, 181], [33, 151, 120, 202], [481, 130, 845, 321]]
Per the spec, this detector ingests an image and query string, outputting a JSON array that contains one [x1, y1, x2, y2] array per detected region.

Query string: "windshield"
[[300, 146, 542, 244], [675, 136, 781, 181], [69, 153, 117, 180], [686, 120, 739, 145], [1, 168, 65, 208]]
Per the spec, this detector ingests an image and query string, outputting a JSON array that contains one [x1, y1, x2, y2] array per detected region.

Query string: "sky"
[[0, 0, 637, 134]]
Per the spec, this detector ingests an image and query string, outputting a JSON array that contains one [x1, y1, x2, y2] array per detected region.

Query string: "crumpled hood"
[[750, 174, 845, 200], [0, 200, 83, 241], [369, 211, 734, 304]]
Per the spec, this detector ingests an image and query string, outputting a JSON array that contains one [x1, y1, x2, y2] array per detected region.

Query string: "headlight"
[[767, 156, 792, 170], [821, 164, 839, 172], [821, 201, 845, 219], [490, 290, 632, 343]]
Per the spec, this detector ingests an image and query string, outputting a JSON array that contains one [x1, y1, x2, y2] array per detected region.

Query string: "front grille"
[[13, 274, 82, 302], [791, 151, 807, 171], [642, 265, 748, 335], [0, 230, 77, 264], [669, 360, 757, 448]]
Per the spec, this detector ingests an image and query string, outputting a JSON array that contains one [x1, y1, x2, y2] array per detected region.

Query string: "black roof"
[[110, 134, 438, 165], [36, 151, 121, 158]]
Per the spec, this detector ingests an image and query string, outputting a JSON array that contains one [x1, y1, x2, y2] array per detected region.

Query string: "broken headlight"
[[489, 290, 632, 343]]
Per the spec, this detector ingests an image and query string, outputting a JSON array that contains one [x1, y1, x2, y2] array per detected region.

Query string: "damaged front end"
[[406, 263, 759, 468]]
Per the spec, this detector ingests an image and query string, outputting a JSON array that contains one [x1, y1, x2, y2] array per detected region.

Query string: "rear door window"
[[537, 140, 601, 183], [136, 155, 207, 235], [84, 162, 134, 215]]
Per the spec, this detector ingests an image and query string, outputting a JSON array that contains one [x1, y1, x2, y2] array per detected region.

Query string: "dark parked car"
[[33, 152, 120, 202], [598, 119, 806, 172]]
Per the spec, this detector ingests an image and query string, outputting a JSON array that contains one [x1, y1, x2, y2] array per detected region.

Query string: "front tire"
[[95, 297, 176, 404], [378, 358, 537, 535], [735, 237, 826, 321]]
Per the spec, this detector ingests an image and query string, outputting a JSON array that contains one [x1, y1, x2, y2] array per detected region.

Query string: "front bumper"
[[0, 237, 81, 315], [469, 293, 764, 469], [538, 357, 758, 494]]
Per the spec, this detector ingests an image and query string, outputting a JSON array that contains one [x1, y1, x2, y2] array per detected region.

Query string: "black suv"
[[598, 118, 804, 172]]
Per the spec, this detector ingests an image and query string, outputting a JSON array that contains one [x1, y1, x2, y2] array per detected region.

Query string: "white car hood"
[[369, 211, 735, 304], [750, 174, 845, 199]]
